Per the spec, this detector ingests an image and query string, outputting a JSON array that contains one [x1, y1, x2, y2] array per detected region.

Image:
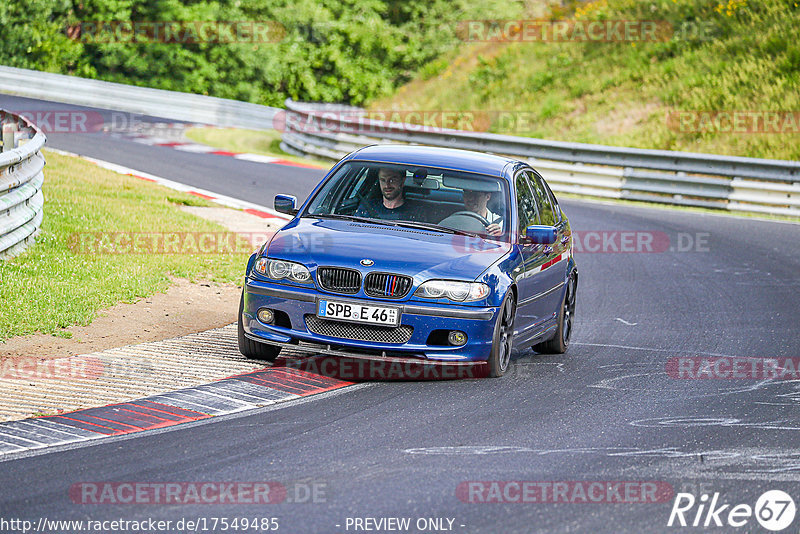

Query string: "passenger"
[[355, 167, 421, 221], [462, 189, 503, 236]]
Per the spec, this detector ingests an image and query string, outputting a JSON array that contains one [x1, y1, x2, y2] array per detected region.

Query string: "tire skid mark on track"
[[0, 367, 351, 457]]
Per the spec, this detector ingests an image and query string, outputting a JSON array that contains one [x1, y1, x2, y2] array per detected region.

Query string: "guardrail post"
[[2, 122, 17, 152]]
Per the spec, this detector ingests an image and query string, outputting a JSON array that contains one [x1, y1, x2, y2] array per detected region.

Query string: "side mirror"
[[525, 225, 557, 245], [274, 194, 298, 215]]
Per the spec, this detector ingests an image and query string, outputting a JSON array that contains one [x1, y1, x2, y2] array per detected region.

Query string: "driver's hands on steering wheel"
[[438, 211, 504, 237], [485, 223, 503, 237]]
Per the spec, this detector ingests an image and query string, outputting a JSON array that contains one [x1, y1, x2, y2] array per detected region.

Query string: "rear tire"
[[534, 270, 576, 355], [487, 292, 516, 378], [237, 289, 281, 361]]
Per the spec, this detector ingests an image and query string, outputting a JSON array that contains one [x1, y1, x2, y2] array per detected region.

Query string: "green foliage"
[[417, 58, 449, 81], [378, 0, 800, 160], [0, 0, 91, 75], [0, 0, 523, 106]]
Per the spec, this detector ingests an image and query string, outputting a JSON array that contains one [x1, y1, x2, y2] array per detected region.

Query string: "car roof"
[[345, 144, 520, 178]]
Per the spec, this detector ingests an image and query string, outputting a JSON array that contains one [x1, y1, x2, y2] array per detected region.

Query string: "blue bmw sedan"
[[239, 145, 577, 377]]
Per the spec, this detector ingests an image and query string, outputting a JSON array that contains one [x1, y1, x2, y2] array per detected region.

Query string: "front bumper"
[[243, 278, 498, 362]]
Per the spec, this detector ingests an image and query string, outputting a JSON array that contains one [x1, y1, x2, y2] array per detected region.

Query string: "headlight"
[[254, 257, 312, 284], [414, 280, 490, 302]]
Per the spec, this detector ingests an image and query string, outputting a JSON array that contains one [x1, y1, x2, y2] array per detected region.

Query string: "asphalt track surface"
[[0, 95, 324, 205], [2, 94, 799, 533]]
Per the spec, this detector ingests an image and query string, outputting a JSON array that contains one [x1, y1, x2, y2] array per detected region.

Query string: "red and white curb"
[[0, 367, 351, 456], [123, 131, 324, 169], [47, 148, 292, 221], [0, 324, 356, 456]]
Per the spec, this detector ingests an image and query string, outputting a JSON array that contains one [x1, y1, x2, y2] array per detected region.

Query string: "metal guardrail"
[[281, 100, 800, 216], [0, 66, 281, 130], [0, 110, 46, 259], [1, 68, 796, 216]]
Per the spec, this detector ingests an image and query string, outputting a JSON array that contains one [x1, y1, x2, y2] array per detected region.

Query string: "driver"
[[355, 167, 421, 221], [462, 189, 503, 236]]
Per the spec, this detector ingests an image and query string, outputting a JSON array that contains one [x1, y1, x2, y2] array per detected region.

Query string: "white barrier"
[[0, 111, 46, 258]]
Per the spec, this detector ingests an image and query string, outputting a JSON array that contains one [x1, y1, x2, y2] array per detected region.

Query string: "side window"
[[515, 172, 539, 237], [341, 167, 370, 203], [334, 167, 371, 213], [541, 178, 562, 223], [527, 171, 556, 226]]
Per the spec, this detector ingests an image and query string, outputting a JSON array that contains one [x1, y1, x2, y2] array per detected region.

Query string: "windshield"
[[304, 161, 510, 240]]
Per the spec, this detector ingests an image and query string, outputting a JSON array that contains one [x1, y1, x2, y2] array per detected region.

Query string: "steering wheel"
[[439, 211, 506, 235], [353, 190, 382, 218], [446, 210, 491, 227]]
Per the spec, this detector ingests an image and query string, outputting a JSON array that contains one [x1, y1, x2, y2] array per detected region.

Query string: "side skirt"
[[513, 319, 558, 350]]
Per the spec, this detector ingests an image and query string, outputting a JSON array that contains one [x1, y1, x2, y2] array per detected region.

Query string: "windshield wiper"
[[445, 228, 482, 238], [307, 213, 371, 223], [306, 213, 398, 226], [393, 220, 480, 238]]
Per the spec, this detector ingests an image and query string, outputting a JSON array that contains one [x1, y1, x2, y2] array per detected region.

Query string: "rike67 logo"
[[668, 490, 796, 531]]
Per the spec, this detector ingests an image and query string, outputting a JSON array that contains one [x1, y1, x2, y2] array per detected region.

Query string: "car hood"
[[266, 217, 510, 281]]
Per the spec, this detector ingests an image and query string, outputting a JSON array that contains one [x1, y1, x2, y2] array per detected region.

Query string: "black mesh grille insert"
[[305, 315, 413, 344], [317, 267, 361, 294], [364, 272, 413, 299]]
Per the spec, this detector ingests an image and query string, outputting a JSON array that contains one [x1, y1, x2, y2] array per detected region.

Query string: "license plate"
[[317, 299, 400, 327]]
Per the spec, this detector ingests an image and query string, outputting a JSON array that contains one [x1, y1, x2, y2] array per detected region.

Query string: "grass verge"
[[184, 127, 328, 168], [0, 150, 250, 340], [371, 0, 800, 161]]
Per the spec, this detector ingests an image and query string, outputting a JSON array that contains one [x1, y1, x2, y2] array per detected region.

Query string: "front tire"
[[487, 292, 516, 377], [237, 289, 281, 361], [534, 270, 576, 354]]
